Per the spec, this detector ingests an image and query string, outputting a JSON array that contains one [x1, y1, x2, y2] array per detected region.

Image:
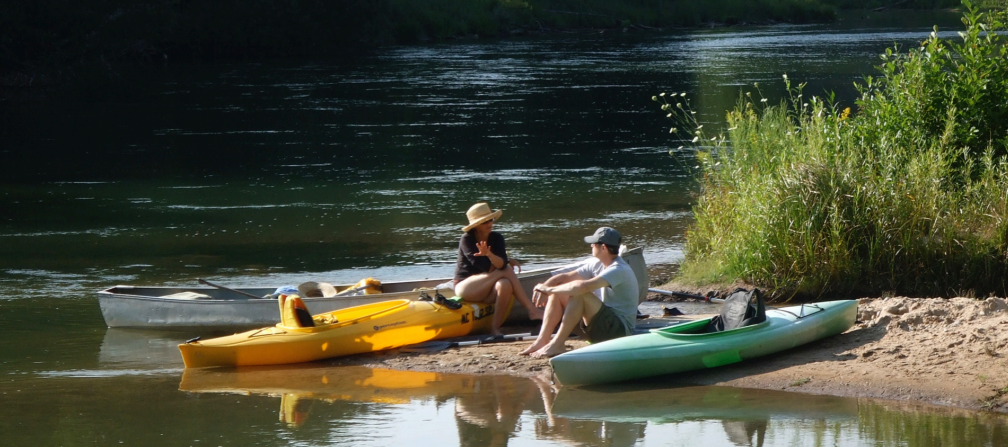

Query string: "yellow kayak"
[[178, 295, 505, 368]]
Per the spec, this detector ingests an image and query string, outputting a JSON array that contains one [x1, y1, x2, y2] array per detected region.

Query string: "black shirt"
[[454, 231, 508, 282]]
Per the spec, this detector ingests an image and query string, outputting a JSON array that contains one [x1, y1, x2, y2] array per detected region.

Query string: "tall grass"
[[660, 1, 1008, 298]]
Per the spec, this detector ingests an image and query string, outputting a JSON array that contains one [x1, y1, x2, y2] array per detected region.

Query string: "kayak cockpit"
[[275, 299, 412, 334], [650, 318, 770, 339]]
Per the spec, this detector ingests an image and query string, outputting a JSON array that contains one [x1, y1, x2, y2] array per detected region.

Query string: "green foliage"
[[662, 1, 1008, 297]]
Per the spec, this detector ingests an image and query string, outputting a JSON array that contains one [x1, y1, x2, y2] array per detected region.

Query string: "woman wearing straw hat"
[[454, 202, 544, 336]]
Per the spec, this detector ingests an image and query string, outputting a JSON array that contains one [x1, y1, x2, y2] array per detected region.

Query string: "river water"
[[4, 11, 1007, 446]]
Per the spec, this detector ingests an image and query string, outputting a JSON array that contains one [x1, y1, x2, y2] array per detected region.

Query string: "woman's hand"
[[475, 241, 505, 270], [508, 258, 522, 273], [474, 240, 493, 257]]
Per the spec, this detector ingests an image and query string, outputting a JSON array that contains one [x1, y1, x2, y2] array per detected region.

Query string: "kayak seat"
[[279, 294, 316, 328], [706, 288, 766, 333]]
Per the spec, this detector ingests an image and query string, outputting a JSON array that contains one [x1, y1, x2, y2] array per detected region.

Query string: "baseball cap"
[[584, 227, 621, 246]]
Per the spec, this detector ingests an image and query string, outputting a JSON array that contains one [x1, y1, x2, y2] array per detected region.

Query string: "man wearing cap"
[[519, 227, 639, 358]]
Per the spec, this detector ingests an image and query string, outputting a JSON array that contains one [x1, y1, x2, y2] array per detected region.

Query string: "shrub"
[[661, 1, 1008, 298]]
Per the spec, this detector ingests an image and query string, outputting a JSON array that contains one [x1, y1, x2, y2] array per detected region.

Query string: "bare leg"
[[455, 272, 504, 302], [531, 293, 604, 359], [457, 269, 543, 322], [500, 268, 544, 320], [529, 374, 559, 426], [489, 279, 513, 336], [519, 292, 568, 355]]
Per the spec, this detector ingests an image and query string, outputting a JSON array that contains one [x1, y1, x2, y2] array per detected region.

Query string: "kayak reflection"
[[178, 365, 644, 446], [550, 384, 859, 447], [549, 384, 859, 422], [179, 365, 869, 446]]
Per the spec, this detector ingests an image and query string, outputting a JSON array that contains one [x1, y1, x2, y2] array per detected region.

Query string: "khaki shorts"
[[581, 304, 631, 343]]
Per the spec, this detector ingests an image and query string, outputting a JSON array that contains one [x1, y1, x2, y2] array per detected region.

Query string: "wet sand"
[[329, 294, 1008, 413]]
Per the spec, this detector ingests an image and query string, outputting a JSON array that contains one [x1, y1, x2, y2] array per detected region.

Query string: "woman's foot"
[[527, 307, 545, 321]]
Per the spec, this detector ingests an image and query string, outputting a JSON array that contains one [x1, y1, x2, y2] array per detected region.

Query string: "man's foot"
[[530, 343, 567, 359], [519, 338, 549, 356]]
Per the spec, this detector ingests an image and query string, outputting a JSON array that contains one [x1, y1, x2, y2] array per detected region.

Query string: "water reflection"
[[175, 364, 1008, 446], [99, 328, 190, 369], [180, 365, 653, 446], [721, 419, 766, 447]]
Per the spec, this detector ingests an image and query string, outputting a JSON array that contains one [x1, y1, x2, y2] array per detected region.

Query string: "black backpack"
[[706, 288, 766, 332]]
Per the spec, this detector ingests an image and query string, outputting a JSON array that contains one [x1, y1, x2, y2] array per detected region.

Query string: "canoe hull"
[[98, 270, 546, 329], [549, 300, 858, 387], [179, 298, 505, 368], [99, 248, 649, 329]]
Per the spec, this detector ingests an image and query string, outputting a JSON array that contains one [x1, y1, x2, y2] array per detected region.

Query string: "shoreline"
[[331, 295, 1008, 414]]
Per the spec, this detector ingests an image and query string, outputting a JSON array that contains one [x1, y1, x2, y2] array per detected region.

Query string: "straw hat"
[[462, 202, 503, 232]]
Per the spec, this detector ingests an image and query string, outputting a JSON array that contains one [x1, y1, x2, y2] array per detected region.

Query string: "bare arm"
[[531, 271, 609, 307], [475, 240, 505, 270], [538, 275, 610, 297]]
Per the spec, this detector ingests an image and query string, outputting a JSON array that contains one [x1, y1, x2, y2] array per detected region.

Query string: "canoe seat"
[[164, 291, 212, 300], [706, 288, 765, 332], [278, 294, 316, 328], [620, 246, 650, 305]]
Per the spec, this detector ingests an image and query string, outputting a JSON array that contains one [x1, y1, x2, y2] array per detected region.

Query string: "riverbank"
[[333, 294, 1008, 413]]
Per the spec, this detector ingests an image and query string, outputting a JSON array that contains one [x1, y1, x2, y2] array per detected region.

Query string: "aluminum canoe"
[[98, 247, 650, 330], [98, 270, 545, 329]]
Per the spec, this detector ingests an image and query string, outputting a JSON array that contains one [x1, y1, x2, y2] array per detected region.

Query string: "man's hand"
[[532, 284, 550, 307]]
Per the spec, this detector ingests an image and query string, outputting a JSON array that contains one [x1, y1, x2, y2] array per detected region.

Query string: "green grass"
[[661, 1, 1008, 298]]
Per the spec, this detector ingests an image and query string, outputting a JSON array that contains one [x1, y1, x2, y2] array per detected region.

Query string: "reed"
[[661, 1, 1008, 298]]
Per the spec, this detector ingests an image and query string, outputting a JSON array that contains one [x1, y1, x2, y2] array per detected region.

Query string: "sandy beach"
[[329, 293, 1008, 413]]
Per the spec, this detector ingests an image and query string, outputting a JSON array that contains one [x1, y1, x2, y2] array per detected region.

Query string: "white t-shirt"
[[575, 256, 639, 330]]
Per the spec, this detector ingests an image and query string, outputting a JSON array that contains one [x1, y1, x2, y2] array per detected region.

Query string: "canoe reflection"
[[99, 328, 191, 368]]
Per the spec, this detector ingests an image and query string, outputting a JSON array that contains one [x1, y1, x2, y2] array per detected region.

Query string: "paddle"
[[400, 332, 537, 353], [648, 288, 724, 304], [197, 278, 265, 300]]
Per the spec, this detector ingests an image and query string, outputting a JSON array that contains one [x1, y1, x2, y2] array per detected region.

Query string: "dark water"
[[4, 12, 1006, 446]]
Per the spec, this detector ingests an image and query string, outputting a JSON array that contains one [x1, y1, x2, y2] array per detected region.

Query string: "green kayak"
[[550, 300, 858, 387]]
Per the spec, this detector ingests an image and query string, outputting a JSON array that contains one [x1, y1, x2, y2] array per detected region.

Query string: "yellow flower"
[[840, 107, 851, 120]]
